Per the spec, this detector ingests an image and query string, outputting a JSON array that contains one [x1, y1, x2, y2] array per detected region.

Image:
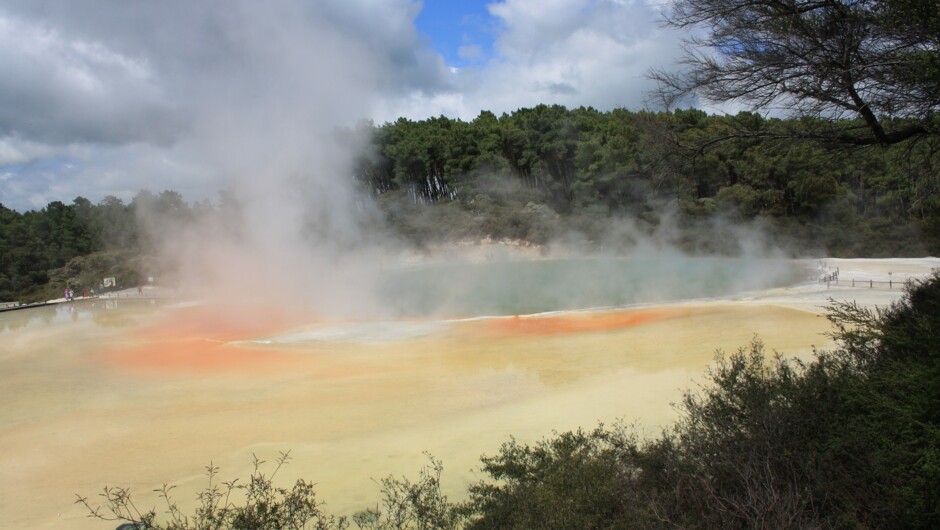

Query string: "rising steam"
[[130, 3, 799, 322], [132, 1, 393, 317]]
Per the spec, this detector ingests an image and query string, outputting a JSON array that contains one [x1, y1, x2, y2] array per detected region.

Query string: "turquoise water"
[[378, 256, 802, 317]]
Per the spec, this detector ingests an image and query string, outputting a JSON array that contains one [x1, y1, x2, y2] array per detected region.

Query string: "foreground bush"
[[461, 274, 940, 529], [81, 274, 940, 529], [78, 452, 349, 530]]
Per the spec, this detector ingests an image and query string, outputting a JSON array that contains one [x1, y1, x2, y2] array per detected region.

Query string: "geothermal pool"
[[2, 256, 931, 529], [377, 255, 800, 316]]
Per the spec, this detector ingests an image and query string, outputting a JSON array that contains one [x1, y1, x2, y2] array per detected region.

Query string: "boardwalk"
[[0, 286, 168, 313]]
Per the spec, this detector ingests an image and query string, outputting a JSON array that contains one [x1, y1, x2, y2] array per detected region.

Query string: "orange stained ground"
[[479, 307, 689, 337], [1, 299, 836, 530], [4, 257, 934, 530], [96, 305, 694, 374], [94, 304, 308, 374]]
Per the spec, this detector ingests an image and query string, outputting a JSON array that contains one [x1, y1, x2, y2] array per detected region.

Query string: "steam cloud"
[[1, 1, 799, 319], [127, 1, 393, 317]]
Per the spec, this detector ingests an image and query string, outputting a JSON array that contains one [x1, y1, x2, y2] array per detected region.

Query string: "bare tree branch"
[[650, 0, 940, 146]]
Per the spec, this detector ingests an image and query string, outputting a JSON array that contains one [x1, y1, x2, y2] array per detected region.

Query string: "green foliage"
[[5, 101, 940, 302], [0, 191, 197, 303], [353, 106, 939, 255], [78, 451, 349, 530], [655, 0, 940, 147], [465, 427, 647, 529], [353, 454, 467, 530]]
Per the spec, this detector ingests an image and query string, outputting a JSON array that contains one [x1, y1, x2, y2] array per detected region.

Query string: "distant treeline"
[[2, 106, 939, 302], [0, 191, 190, 302], [348, 106, 939, 253]]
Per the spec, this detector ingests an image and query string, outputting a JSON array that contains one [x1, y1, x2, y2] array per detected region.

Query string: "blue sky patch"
[[414, 0, 497, 68]]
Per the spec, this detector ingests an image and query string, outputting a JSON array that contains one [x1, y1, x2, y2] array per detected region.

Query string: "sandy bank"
[[0, 258, 936, 529]]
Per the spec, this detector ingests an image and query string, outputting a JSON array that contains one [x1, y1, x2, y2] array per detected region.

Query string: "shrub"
[[77, 451, 349, 530]]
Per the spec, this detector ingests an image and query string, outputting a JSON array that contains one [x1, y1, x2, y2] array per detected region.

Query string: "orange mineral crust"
[[94, 304, 311, 375], [477, 307, 689, 337], [2, 257, 937, 530], [0, 300, 836, 530], [96, 339, 299, 374]]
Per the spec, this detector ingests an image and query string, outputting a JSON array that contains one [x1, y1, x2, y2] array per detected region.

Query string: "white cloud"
[[0, 11, 173, 146], [0, 0, 687, 209], [458, 44, 484, 62], [0, 136, 61, 167], [0, 0, 450, 210], [376, 0, 684, 122], [0, 139, 30, 166]]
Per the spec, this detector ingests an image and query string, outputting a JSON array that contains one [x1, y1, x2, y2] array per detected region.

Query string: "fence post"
[[852, 278, 855, 287], [870, 279, 873, 288]]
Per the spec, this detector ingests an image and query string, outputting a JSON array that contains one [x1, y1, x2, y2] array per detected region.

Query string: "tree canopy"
[[653, 0, 940, 146], [4, 106, 939, 304]]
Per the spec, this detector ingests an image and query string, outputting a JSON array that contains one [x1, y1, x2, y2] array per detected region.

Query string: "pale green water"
[[379, 256, 802, 316]]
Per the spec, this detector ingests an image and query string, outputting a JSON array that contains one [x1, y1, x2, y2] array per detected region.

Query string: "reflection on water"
[[0, 298, 160, 334]]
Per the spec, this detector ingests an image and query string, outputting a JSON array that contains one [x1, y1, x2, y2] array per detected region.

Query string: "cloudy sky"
[[0, 0, 686, 211]]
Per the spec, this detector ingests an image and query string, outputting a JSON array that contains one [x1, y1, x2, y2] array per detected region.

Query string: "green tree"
[[653, 0, 940, 145]]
